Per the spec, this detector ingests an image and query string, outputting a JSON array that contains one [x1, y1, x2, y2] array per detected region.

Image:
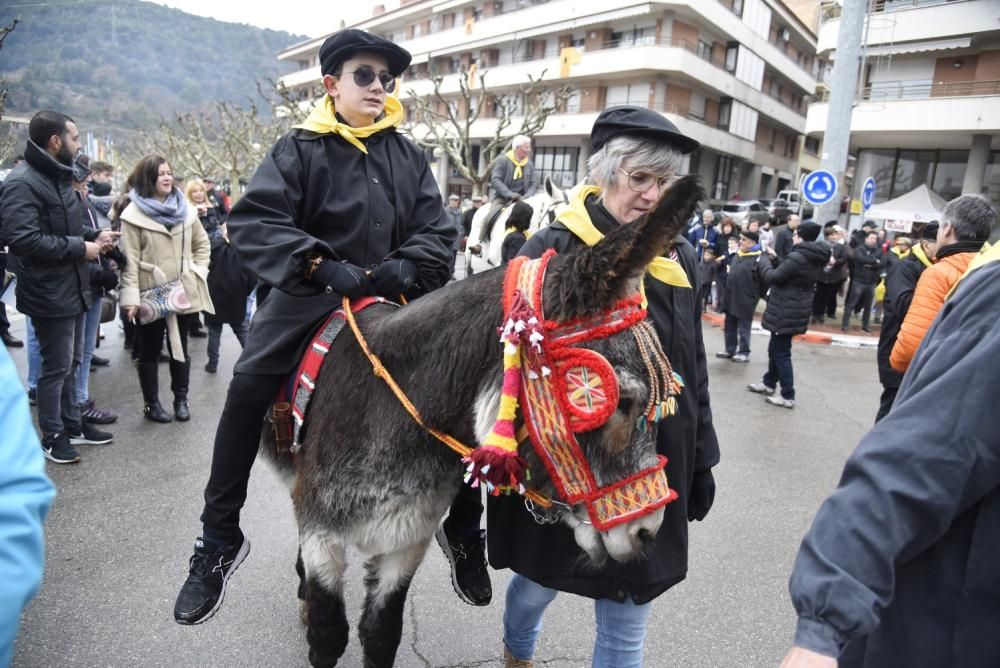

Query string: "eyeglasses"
[[618, 168, 675, 193], [342, 65, 396, 93]]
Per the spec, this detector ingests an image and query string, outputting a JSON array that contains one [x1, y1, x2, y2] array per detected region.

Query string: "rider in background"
[[472, 135, 538, 254]]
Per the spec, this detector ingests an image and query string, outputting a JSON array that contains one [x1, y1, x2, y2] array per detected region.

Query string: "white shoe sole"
[[177, 535, 251, 625]]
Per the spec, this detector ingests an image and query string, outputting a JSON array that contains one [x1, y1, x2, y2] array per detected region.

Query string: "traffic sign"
[[861, 177, 876, 211], [801, 170, 838, 206]]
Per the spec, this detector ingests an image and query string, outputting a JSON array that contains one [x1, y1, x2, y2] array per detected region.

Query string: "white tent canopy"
[[866, 184, 947, 223]]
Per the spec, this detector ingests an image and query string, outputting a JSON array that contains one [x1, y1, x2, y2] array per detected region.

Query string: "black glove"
[[312, 260, 372, 299], [96, 268, 119, 291], [369, 259, 418, 299], [687, 469, 716, 522]]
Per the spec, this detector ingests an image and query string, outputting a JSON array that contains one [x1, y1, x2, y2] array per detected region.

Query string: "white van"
[[776, 190, 814, 217]]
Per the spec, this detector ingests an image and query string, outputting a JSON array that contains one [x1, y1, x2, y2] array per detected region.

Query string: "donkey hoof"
[[299, 598, 309, 627]]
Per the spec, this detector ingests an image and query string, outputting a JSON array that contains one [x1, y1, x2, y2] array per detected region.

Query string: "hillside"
[[0, 0, 307, 132]]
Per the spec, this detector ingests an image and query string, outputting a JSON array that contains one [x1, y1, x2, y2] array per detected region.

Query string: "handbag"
[[100, 290, 118, 323], [137, 221, 191, 325]]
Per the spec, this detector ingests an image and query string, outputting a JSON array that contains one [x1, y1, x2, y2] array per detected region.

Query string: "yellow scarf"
[[912, 242, 933, 268], [737, 249, 762, 258], [891, 246, 910, 260], [505, 226, 530, 239], [295, 95, 404, 154], [506, 149, 529, 180], [555, 185, 691, 306]]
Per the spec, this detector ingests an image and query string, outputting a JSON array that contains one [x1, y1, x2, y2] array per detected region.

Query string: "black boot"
[[171, 358, 191, 421], [139, 362, 172, 423]]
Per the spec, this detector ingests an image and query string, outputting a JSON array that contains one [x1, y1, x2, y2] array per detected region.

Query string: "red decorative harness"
[[467, 251, 679, 531]]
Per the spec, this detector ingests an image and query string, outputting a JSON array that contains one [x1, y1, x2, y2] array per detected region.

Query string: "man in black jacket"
[[748, 221, 827, 409], [173, 30, 455, 625], [0, 111, 118, 464], [874, 223, 937, 422], [716, 230, 766, 362], [841, 230, 884, 332], [773, 213, 800, 262]]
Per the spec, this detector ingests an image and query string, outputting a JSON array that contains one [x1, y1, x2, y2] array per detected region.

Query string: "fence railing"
[[813, 79, 1000, 101]]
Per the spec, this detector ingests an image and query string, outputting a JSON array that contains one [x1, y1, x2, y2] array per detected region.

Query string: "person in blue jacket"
[[781, 240, 1000, 668], [0, 344, 56, 667]]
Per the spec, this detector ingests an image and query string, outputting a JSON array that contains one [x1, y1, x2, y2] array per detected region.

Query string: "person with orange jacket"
[[890, 194, 996, 373]]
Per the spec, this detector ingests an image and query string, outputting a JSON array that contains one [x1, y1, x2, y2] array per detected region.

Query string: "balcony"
[[812, 79, 1000, 102]]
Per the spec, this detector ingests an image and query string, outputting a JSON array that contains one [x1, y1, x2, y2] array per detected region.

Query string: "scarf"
[[912, 243, 933, 269], [129, 187, 189, 229], [737, 249, 762, 258], [505, 226, 531, 239], [555, 185, 692, 305], [506, 149, 529, 180], [295, 95, 404, 154]]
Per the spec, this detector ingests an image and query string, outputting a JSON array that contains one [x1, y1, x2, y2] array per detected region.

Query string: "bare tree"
[[404, 67, 573, 195], [125, 79, 313, 200], [0, 19, 20, 164]]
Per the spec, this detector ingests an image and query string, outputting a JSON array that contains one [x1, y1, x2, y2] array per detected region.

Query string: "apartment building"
[[809, 0, 1000, 207], [278, 0, 819, 204]]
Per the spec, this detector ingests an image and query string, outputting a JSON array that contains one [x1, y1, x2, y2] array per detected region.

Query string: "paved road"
[[10, 316, 881, 667]]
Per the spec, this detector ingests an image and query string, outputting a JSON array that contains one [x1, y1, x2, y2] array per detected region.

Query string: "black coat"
[[850, 244, 884, 285], [789, 254, 1000, 667], [721, 251, 765, 321], [759, 241, 828, 335], [816, 241, 848, 285], [774, 225, 795, 262], [228, 126, 455, 375], [876, 250, 929, 387], [0, 140, 97, 318], [487, 197, 720, 604]]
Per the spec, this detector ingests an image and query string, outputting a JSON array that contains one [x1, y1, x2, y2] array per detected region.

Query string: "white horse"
[[465, 176, 569, 275]]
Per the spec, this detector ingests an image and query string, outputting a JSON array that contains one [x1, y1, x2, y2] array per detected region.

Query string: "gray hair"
[[512, 135, 531, 149], [942, 193, 997, 242], [586, 135, 684, 194]]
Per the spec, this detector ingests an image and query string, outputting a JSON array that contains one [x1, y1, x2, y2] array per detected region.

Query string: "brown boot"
[[504, 647, 533, 668]]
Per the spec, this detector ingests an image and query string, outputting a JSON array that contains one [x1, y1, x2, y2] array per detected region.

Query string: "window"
[[534, 147, 580, 187], [725, 43, 738, 73], [718, 98, 732, 130], [697, 40, 712, 61], [714, 154, 734, 200], [804, 136, 821, 156], [932, 150, 969, 202]]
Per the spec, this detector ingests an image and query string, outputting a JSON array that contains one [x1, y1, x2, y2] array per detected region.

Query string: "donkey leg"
[[301, 531, 349, 668], [358, 541, 430, 668], [296, 546, 308, 626]]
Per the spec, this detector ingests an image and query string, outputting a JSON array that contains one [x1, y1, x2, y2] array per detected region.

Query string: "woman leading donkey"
[[484, 107, 721, 667], [172, 29, 456, 625]]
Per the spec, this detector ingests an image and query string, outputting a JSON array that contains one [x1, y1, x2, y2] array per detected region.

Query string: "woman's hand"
[[124, 306, 138, 323]]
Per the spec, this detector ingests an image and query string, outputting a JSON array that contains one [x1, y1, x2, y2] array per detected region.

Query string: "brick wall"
[[933, 55, 978, 83], [665, 84, 692, 114], [671, 20, 699, 48], [585, 28, 613, 51], [975, 50, 1000, 81], [705, 99, 719, 126]]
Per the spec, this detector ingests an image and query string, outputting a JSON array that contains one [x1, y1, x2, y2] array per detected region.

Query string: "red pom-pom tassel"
[[462, 446, 528, 495]]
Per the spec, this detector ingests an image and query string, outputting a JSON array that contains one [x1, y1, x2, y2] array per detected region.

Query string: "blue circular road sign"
[[801, 170, 838, 206], [862, 177, 876, 211]]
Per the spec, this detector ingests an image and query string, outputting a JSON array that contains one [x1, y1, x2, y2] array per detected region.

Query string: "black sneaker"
[[174, 532, 250, 625], [91, 355, 110, 367], [41, 432, 81, 464], [435, 525, 491, 606], [69, 423, 113, 445], [28, 388, 37, 406]]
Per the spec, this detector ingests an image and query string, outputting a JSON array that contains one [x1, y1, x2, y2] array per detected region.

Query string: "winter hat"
[[797, 221, 821, 242]]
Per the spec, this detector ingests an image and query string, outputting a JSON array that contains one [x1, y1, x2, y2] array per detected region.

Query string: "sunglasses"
[[341, 65, 396, 93], [618, 168, 675, 193]]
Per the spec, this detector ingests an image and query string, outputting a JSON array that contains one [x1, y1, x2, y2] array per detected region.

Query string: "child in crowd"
[[699, 246, 718, 312]]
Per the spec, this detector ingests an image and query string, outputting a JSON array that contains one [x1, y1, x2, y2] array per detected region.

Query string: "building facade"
[[277, 0, 819, 204], [809, 0, 1000, 209]]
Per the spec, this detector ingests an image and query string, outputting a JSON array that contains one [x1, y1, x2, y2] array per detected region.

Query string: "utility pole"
[[815, 0, 865, 225]]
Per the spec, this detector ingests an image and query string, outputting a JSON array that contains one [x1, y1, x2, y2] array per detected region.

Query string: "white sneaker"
[[747, 382, 775, 396], [765, 395, 795, 409], [732, 353, 750, 363]]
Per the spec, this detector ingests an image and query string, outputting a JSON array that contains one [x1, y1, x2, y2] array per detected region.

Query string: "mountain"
[[0, 0, 307, 133]]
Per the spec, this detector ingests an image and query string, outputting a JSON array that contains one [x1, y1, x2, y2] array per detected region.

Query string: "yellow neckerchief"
[[891, 246, 910, 259], [912, 242, 933, 269], [737, 249, 762, 258], [555, 185, 691, 307], [505, 226, 531, 239], [295, 95, 404, 154], [946, 241, 994, 300], [506, 149, 529, 180]]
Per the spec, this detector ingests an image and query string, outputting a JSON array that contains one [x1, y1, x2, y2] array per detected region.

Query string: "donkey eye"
[[617, 397, 634, 414]]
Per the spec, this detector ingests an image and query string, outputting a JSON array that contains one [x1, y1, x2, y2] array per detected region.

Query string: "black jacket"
[[816, 241, 848, 285], [876, 250, 929, 387], [229, 125, 455, 374], [500, 230, 526, 264], [774, 225, 795, 262], [721, 251, 766, 321], [759, 241, 828, 335], [1, 140, 97, 318], [487, 197, 720, 604], [790, 254, 1000, 667], [850, 244, 884, 285]]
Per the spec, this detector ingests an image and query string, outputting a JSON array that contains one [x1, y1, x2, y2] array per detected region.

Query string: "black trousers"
[[813, 282, 839, 319], [445, 480, 485, 538], [200, 371, 285, 541], [843, 282, 876, 329], [875, 384, 898, 423]]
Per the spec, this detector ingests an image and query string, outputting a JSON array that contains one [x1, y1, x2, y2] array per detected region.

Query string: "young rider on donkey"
[[173, 29, 456, 625]]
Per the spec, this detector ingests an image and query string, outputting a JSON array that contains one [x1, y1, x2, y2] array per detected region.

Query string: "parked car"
[[776, 189, 815, 219], [759, 197, 793, 225], [720, 199, 770, 227]]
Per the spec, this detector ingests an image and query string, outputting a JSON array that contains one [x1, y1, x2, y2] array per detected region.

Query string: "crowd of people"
[[1, 24, 999, 668]]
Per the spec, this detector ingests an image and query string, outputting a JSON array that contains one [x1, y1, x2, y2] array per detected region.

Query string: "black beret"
[[319, 29, 412, 77], [740, 230, 759, 243], [591, 106, 700, 154], [797, 221, 822, 242]]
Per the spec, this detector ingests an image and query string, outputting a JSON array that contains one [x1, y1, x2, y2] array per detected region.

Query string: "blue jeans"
[[762, 332, 794, 400], [33, 312, 86, 438], [206, 319, 248, 364], [723, 313, 752, 355], [504, 574, 652, 668], [75, 296, 102, 404], [25, 317, 41, 390]]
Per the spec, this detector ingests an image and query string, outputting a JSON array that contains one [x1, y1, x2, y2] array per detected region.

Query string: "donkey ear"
[[544, 175, 555, 199], [546, 176, 705, 318]]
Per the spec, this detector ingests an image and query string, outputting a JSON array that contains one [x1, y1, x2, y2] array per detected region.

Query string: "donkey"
[[466, 175, 568, 275], [260, 176, 705, 667]]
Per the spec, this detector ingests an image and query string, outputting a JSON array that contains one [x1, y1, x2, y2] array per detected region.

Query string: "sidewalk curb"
[[700, 312, 879, 350]]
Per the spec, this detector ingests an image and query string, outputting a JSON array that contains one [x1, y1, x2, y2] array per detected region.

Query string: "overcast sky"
[[151, 0, 387, 38]]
